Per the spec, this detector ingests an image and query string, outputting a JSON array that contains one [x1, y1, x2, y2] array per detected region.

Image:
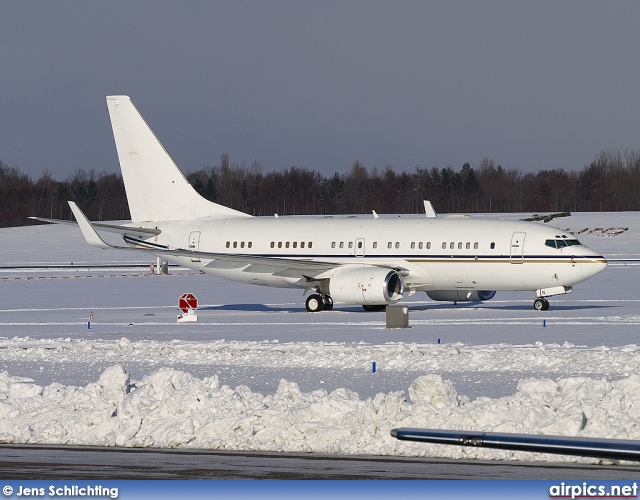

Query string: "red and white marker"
[[178, 293, 198, 313]]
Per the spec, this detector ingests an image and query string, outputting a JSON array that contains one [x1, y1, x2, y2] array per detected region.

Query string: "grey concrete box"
[[386, 305, 409, 328]]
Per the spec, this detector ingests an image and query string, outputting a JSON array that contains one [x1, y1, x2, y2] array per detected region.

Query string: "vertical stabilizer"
[[106, 96, 249, 222]]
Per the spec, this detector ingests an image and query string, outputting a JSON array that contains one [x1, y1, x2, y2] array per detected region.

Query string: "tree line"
[[2, 150, 640, 228]]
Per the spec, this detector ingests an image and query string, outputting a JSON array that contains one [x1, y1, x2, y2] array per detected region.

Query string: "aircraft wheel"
[[306, 294, 325, 312], [322, 295, 334, 310], [533, 298, 549, 311], [362, 304, 386, 312]]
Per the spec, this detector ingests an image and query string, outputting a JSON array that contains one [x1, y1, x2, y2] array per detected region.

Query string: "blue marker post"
[[88, 321, 91, 330], [437, 338, 441, 344], [543, 320, 547, 328], [372, 362, 377, 373]]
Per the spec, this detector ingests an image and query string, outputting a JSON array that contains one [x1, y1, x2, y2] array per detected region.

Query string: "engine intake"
[[326, 267, 404, 305], [426, 290, 496, 302]]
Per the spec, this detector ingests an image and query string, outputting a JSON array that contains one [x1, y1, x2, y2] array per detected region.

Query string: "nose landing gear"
[[533, 286, 572, 311], [533, 297, 550, 311]]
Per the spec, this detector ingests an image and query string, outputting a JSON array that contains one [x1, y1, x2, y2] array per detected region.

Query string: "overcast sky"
[[2, 1, 640, 181]]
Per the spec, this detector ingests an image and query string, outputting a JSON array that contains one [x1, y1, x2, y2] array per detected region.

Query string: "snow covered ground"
[[0, 212, 639, 463]]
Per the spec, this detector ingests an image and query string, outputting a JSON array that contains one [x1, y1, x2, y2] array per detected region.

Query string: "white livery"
[[34, 96, 608, 312]]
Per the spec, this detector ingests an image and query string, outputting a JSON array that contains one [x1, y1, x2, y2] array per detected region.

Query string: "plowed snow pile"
[[1, 365, 639, 463]]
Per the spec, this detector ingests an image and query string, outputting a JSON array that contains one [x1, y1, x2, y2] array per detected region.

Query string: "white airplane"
[[33, 96, 607, 312]]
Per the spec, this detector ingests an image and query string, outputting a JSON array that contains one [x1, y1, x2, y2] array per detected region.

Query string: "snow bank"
[[2, 338, 639, 378], [1, 365, 639, 463]]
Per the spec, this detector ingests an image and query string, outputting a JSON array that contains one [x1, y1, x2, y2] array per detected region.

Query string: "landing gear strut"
[[533, 298, 550, 311], [305, 293, 333, 312]]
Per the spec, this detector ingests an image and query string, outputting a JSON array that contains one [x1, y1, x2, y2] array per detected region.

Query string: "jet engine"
[[426, 290, 496, 302], [325, 266, 404, 305]]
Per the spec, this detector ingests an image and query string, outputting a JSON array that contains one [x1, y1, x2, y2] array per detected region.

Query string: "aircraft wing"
[[391, 428, 640, 461], [64, 201, 352, 277], [28, 216, 160, 237]]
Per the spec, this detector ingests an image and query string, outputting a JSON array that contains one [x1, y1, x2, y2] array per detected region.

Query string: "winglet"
[[68, 201, 113, 249], [424, 200, 437, 218]]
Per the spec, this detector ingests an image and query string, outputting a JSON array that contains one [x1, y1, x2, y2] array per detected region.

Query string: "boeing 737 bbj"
[[33, 96, 607, 312]]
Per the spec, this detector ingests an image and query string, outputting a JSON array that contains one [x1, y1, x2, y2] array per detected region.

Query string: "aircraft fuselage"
[[124, 215, 606, 294]]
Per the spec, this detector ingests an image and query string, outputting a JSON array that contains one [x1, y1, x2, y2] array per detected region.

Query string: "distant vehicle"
[[33, 96, 607, 312]]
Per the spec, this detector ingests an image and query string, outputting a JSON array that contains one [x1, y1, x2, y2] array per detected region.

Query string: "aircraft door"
[[355, 238, 365, 257], [510, 232, 525, 264], [189, 231, 201, 262]]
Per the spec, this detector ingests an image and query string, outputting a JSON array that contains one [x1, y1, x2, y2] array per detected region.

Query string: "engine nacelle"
[[426, 290, 496, 302], [326, 267, 404, 305]]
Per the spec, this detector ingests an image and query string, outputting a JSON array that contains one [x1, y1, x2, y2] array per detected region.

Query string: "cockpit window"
[[546, 238, 582, 249]]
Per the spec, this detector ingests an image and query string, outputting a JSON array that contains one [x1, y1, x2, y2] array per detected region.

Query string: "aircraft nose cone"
[[580, 256, 608, 279]]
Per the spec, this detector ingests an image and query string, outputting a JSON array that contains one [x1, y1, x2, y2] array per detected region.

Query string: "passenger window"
[[442, 242, 446, 249], [248, 242, 252, 248], [373, 242, 378, 249], [278, 242, 282, 248], [301, 242, 305, 248], [466, 242, 470, 249], [395, 242, 400, 249], [331, 242, 336, 248], [339, 242, 344, 249], [490, 242, 495, 249], [308, 242, 313, 248], [458, 242, 462, 249], [357, 241, 363, 249], [427, 242, 431, 249], [411, 242, 416, 249], [348, 242, 353, 249], [418, 242, 423, 249], [270, 242, 274, 248], [226, 241, 230, 248], [474, 242, 478, 249], [293, 242, 297, 248], [450, 242, 454, 250], [388, 242, 393, 249], [240, 242, 245, 248], [233, 242, 237, 248]]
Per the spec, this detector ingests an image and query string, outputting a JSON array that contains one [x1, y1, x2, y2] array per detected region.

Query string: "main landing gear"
[[533, 297, 550, 311], [305, 293, 333, 312], [304, 293, 386, 313]]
